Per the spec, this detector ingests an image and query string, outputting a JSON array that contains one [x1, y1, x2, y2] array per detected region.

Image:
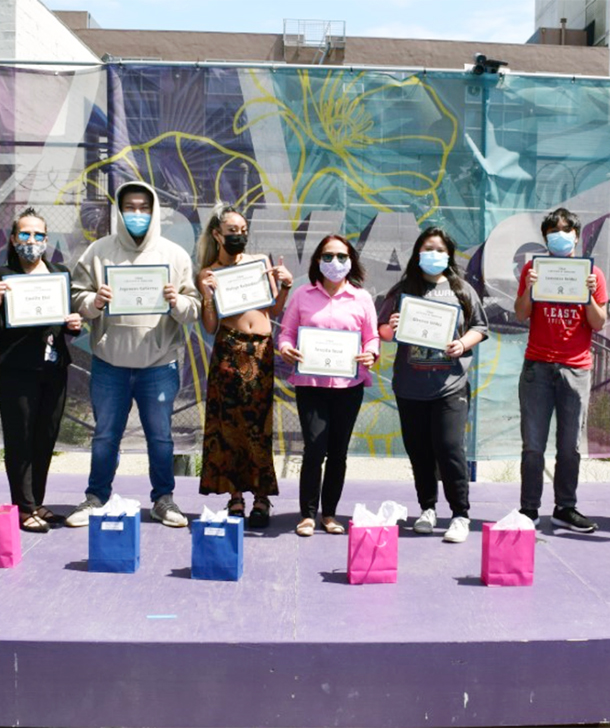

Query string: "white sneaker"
[[65, 494, 103, 527], [443, 516, 470, 543], [413, 508, 437, 534], [150, 495, 188, 528]]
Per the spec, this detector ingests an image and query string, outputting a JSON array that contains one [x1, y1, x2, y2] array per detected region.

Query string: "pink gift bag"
[[481, 522, 535, 586], [0, 504, 22, 568], [347, 522, 398, 584]]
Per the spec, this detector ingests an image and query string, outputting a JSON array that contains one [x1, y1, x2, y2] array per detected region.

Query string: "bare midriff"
[[220, 307, 272, 336]]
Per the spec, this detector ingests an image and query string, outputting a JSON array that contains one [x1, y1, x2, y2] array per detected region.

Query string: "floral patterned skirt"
[[199, 326, 279, 496]]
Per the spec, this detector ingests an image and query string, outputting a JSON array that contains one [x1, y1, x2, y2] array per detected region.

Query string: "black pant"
[[0, 366, 67, 514], [396, 386, 470, 518], [296, 384, 364, 519]]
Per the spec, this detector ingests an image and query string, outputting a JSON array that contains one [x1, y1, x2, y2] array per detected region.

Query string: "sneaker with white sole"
[[65, 494, 103, 528], [150, 494, 188, 528], [443, 516, 470, 543], [551, 506, 597, 533], [413, 508, 437, 534]]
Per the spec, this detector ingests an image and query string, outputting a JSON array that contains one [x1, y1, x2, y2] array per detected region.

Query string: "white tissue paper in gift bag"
[[492, 508, 535, 530], [91, 493, 140, 517], [352, 500, 408, 526], [200, 505, 230, 522]]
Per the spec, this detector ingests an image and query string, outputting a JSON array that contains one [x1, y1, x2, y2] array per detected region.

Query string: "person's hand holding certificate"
[[105, 265, 170, 315], [296, 327, 361, 378], [531, 256, 592, 304], [213, 259, 275, 318], [395, 295, 459, 351], [3, 272, 70, 328]]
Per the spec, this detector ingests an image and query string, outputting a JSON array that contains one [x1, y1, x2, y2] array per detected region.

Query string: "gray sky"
[[43, 0, 535, 44]]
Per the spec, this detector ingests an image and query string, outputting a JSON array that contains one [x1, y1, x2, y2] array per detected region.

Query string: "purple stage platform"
[[1, 472, 610, 728]]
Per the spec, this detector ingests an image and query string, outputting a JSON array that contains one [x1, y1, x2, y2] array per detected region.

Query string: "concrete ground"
[[16, 451, 610, 483]]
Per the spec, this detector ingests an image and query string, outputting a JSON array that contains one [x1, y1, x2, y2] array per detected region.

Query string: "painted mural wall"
[[1, 63, 610, 458]]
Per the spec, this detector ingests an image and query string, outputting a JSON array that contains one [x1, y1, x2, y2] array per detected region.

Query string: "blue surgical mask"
[[124, 213, 151, 237], [419, 250, 449, 276], [14, 241, 47, 263], [546, 230, 576, 257], [320, 257, 352, 283]]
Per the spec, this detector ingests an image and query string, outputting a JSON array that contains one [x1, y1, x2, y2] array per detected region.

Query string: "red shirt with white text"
[[518, 260, 608, 368]]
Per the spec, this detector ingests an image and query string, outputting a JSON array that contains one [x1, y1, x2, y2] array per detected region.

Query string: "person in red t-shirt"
[[515, 207, 607, 532]]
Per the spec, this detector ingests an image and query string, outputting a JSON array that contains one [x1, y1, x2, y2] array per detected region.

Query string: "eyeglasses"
[[17, 231, 46, 243], [321, 253, 349, 263]]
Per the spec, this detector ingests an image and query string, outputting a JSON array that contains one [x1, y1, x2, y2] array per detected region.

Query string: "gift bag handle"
[[365, 526, 390, 549], [496, 529, 528, 546]]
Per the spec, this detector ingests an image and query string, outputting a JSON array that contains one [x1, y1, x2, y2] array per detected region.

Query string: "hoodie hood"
[[115, 180, 161, 252]]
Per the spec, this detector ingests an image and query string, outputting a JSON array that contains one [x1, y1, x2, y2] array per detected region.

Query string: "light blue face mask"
[[419, 250, 449, 276], [123, 213, 151, 237], [546, 230, 576, 257]]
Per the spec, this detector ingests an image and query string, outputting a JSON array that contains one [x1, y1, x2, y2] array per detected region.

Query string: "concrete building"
[[0, 0, 99, 64], [533, 0, 607, 47], [2, 3, 604, 77], [53, 16, 610, 75]]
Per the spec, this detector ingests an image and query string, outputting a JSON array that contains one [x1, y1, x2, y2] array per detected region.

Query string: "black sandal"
[[248, 496, 272, 529], [34, 506, 65, 525], [227, 496, 245, 518], [20, 513, 50, 533]]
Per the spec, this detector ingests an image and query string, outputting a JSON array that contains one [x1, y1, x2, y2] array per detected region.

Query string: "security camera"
[[472, 52, 508, 75], [485, 58, 508, 73], [472, 54, 486, 75]]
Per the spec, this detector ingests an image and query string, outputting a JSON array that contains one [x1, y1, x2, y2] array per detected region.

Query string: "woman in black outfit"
[[0, 208, 82, 532], [377, 227, 488, 543]]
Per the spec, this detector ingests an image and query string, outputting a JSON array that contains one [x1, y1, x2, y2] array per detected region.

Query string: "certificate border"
[[4, 271, 70, 328], [105, 264, 170, 316], [395, 294, 460, 351], [213, 259, 275, 318], [531, 255, 593, 305], [296, 326, 361, 379]]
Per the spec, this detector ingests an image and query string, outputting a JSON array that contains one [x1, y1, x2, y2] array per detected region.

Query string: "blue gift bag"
[[191, 517, 243, 581], [89, 511, 141, 573]]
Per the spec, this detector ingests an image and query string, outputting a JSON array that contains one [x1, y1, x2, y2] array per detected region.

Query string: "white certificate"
[[296, 327, 361, 379], [396, 295, 460, 351], [531, 256, 592, 304], [105, 265, 170, 316], [213, 259, 275, 318], [4, 272, 70, 328]]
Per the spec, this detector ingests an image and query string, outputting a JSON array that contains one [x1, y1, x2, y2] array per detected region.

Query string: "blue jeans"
[[87, 357, 180, 504], [519, 360, 590, 511]]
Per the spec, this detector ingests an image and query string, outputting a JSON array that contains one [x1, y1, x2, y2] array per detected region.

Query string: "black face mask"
[[223, 233, 247, 256]]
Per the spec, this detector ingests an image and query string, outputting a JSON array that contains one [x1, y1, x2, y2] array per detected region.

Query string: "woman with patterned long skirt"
[[196, 203, 293, 528]]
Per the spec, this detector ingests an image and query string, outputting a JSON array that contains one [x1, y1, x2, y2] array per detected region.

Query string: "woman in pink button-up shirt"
[[279, 235, 379, 537]]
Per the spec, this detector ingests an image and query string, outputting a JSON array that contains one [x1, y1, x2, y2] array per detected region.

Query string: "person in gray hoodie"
[[66, 181, 201, 527]]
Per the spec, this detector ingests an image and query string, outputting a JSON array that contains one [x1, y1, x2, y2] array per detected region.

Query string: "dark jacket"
[[0, 259, 76, 371]]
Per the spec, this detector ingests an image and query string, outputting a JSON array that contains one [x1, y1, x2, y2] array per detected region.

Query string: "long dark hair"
[[8, 207, 48, 270], [389, 226, 472, 320], [308, 234, 365, 287]]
